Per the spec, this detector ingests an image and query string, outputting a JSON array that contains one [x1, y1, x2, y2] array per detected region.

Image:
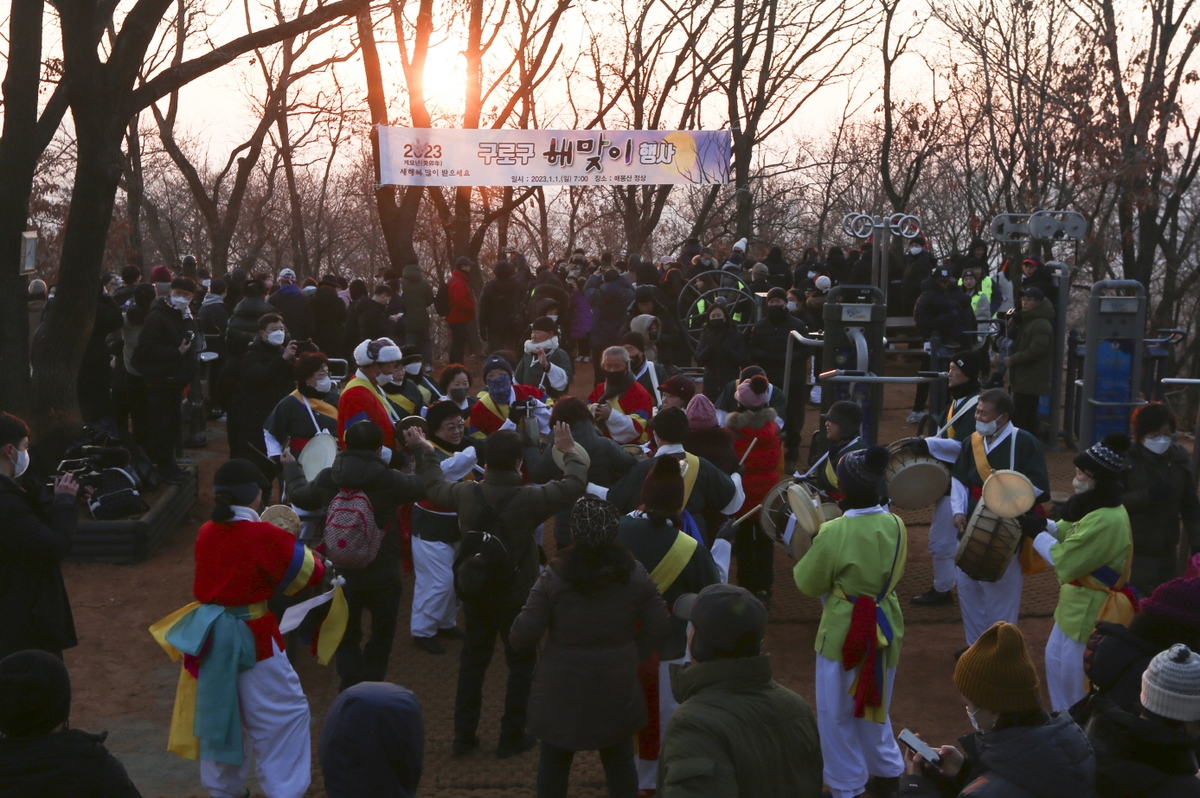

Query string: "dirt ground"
[[62, 373, 1110, 797]]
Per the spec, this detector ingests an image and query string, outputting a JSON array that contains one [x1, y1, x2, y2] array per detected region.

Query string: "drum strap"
[[648, 531, 698, 594], [970, 432, 994, 482], [938, 395, 979, 439], [679, 453, 701, 510]]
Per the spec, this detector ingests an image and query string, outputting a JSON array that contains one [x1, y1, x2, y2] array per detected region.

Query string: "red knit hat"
[[1140, 578, 1200, 630]]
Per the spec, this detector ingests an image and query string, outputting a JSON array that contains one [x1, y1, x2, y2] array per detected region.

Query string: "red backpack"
[[323, 488, 383, 569]]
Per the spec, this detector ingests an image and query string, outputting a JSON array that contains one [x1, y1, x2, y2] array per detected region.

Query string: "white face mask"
[[10, 447, 29, 478], [976, 418, 998, 437], [266, 329, 286, 346], [807, 271, 817, 279], [375, 371, 394, 386], [404, 362, 422, 375], [1143, 435, 1172, 455], [967, 706, 984, 734], [1073, 475, 1094, 494], [786, 301, 798, 312], [169, 295, 190, 310], [201, 279, 211, 288], [547, 314, 558, 322], [314, 376, 333, 394]]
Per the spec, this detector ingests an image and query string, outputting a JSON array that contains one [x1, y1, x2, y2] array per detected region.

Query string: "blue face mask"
[[486, 373, 512, 398]]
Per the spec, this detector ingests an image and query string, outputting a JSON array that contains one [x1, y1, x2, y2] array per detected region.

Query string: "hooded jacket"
[[748, 311, 808, 388], [1085, 701, 1200, 798], [586, 272, 637, 350], [311, 284, 346, 357], [569, 287, 593, 339], [0, 476, 77, 659], [130, 296, 200, 385], [726, 407, 783, 513], [694, 322, 748, 401], [627, 287, 690, 366], [446, 267, 475, 324], [900, 712, 1096, 798], [319, 682, 424, 798], [267, 283, 314, 340], [285, 448, 426, 589], [1122, 439, 1200, 595], [400, 264, 435, 333], [477, 272, 528, 343], [1007, 297, 1055, 395], [0, 728, 142, 798], [913, 276, 975, 345], [658, 655, 823, 797], [901, 249, 937, 312], [225, 295, 274, 354]]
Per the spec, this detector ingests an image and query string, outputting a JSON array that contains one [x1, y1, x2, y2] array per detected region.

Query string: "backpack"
[[87, 468, 147, 520], [323, 488, 384, 570], [452, 484, 519, 602], [434, 278, 452, 317]]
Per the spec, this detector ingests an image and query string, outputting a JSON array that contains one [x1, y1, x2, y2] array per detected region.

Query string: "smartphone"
[[898, 728, 942, 766]]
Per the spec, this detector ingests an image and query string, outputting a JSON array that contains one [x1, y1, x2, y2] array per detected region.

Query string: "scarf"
[[1061, 482, 1124, 522]]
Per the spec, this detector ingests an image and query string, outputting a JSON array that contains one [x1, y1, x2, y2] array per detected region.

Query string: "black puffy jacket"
[[1086, 701, 1200, 798], [913, 276, 974, 346], [0, 729, 141, 798], [130, 297, 200, 385]]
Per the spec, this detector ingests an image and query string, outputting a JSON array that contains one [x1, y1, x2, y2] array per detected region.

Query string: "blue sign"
[[1092, 339, 1134, 441]]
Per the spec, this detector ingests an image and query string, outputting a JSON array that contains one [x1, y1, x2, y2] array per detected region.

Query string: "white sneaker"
[[575, 356, 583, 362], [583, 356, 591, 362], [906, 411, 927, 424], [809, 386, 822, 405]]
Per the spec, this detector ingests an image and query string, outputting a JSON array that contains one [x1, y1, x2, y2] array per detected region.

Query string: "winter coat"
[[477, 275, 528, 344], [319, 682, 423, 798], [285, 448, 425, 590], [748, 312, 808, 389], [131, 297, 200, 385], [726, 407, 783, 513], [586, 274, 636, 350], [1079, 621, 1166, 717], [901, 250, 937, 313], [79, 292, 124, 420], [569, 288, 592, 341], [400, 264, 435, 333], [198, 294, 229, 354], [683, 426, 739, 475], [225, 295, 274, 354], [694, 324, 748, 401], [762, 250, 793, 291], [311, 285, 346, 357], [1122, 439, 1200, 596], [1085, 701, 1200, 798], [658, 655, 823, 798], [529, 278, 571, 325], [417, 447, 588, 607], [900, 712, 1097, 798], [913, 276, 975, 346], [27, 298, 44, 350], [850, 245, 875, 286], [446, 268, 475, 324], [268, 284, 314, 340], [509, 550, 669, 751], [0, 728, 142, 798], [627, 290, 690, 366], [0, 476, 77, 660], [351, 297, 397, 347], [1007, 297, 1055, 395], [1022, 264, 1059, 307], [237, 337, 296, 445]]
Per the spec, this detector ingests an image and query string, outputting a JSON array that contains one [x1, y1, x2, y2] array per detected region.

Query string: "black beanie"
[[836, 445, 890, 501], [649, 407, 689, 444], [1074, 432, 1130, 481], [0, 650, 71, 736], [213, 458, 270, 503]]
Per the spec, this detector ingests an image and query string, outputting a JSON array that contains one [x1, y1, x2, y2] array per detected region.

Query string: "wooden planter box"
[[65, 466, 199, 565]]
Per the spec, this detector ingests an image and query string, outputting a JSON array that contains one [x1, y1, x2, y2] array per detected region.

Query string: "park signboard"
[[376, 127, 731, 187]]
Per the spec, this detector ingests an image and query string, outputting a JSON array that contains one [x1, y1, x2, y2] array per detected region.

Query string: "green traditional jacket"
[[1048, 505, 1133, 643]]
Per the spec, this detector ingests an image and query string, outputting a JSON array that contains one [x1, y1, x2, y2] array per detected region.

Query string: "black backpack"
[[434, 279, 452, 317], [452, 485, 519, 602]]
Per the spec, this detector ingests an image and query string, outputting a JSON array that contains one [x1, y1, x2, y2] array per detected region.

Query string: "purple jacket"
[[569, 288, 593, 339]]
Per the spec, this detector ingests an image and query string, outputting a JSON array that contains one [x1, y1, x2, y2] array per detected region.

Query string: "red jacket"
[[447, 270, 475, 324], [193, 520, 325, 661], [726, 408, 783, 514]]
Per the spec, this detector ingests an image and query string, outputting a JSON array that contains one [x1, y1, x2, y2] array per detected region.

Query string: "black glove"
[[905, 438, 930, 456], [1149, 481, 1174, 502], [1017, 512, 1047, 540], [716, 519, 737, 543]]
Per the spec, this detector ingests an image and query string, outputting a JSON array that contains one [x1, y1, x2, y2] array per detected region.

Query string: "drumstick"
[[733, 503, 763, 525], [738, 438, 757, 466]]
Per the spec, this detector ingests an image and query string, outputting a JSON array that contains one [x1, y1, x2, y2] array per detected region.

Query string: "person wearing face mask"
[[1004, 286, 1056, 437], [468, 354, 552, 449], [283, 421, 427, 687], [749, 287, 810, 471], [154, 458, 327, 798], [131, 276, 204, 484], [398, 345, 442, 407], [1122, 403, 1200, 596], [899, 234, 936, 316], [587, 346, 655, 445], [262, 352, 339, 472], [438, 364, 477, 413], [238, 314, 303, 481], [1019, 433, 1136, 712], [338, 338, 405, 460], [694, 304, 748, 402], [515, 317, 574, 398], [584, 269, 636, 379], [379, 347, 428, 418], [794, 446, 908, 798], [267, 267, 315, 341], [949, 389, 1050, 646], [685, 246, 719, 280], [621, 330, 669, 409], [899, 621, 1095, 798], [0, 413, 82, 661]]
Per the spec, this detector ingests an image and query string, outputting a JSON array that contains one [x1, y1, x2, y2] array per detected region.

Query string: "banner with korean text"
[[376, 127, 731, 187]]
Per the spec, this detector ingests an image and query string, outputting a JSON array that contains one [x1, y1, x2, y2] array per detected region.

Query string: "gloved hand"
[[1017, 512, 1047, 540], [716, 519, 738, 543], [905, 438, 930, 456], [1149, 481, 1174, 502]]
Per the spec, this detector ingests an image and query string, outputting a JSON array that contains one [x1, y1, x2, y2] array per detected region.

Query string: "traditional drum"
[[981, 469, 1036, 518], [399, 415, 429, 434], [760, 478, 824, 560], [298, 432, 338, 483], [955, 501, 1022, 582], [885, 437, 950, 509], [261, 504, 302, 536], [622, 444, 648, 460], [759, 478, 795, 543], [820, 502, 842, 522]]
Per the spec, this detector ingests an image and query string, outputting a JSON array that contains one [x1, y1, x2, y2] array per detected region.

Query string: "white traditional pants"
[[815, 654, 904, 798], [957, 557, 1023, 646], [1045, 623, 1088, 712], [410, 537, 459, 638], [929, 496, 958, 593], [636, 655, 687, 790], [200, 640, 311, 798]]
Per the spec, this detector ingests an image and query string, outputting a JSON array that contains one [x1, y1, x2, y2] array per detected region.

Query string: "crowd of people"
[[3, 237, 1200, 798]]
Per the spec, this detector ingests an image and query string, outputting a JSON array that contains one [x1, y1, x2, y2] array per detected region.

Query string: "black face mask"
[[603, 369, 633, 396], [767, 305, 788, 322], [448, 386, 469, 402], [708, 318, 726, 331]]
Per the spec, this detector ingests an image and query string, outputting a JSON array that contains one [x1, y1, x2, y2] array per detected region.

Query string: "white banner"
[[376, 127, 731, 187]]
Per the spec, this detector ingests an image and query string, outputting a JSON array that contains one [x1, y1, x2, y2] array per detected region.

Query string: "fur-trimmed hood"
[[725, 406, 777, 431]]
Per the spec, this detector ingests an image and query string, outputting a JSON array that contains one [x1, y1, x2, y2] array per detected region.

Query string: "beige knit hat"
[[1141, 644, 1200, 721], [953, 622, 1042, 713]]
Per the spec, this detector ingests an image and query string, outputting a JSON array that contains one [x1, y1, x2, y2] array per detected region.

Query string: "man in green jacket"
[[1005, 287, 1055, 435], [657, 584, 822, 797]]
